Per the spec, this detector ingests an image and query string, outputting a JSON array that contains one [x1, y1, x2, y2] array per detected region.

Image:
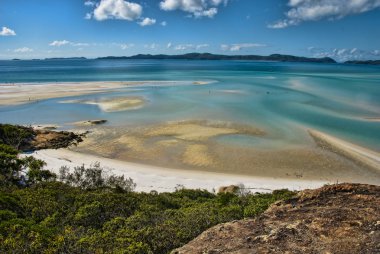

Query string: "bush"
[[59, 163, 136, 192]]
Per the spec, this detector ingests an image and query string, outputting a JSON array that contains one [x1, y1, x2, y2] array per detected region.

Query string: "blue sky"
[[1, 0, 380, 61]]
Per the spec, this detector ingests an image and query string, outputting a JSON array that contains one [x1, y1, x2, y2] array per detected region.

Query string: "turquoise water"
[[0, 59, 379, 151]]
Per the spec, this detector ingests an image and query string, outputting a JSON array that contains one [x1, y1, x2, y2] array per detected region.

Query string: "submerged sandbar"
[[61, 96, 146, 112], [69, 120, 380, 185]]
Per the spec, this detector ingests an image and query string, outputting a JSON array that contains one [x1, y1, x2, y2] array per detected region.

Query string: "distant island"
[[344, 60, 380, 65], [7, 54, 380, 65], [97, 53, 336, 63], [44, 57, 87, 60]]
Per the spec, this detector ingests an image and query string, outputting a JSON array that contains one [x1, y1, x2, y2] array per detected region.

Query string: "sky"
[[0, 0, 380, 61]]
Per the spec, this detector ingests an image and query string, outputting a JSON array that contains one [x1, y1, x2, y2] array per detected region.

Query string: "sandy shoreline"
[[26, 148, 329, 193]]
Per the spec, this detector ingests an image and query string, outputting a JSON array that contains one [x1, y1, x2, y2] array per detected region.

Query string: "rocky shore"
[[24, 129, 85, 151], [0, 124, 84, 151]]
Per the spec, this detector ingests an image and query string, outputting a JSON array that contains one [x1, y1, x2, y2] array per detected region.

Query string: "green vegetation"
[[0, 124, 34, 150], [0, 124, 296, 253]]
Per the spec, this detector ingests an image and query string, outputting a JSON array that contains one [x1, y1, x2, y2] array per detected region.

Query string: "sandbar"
[[145, 120, 264, 141], [0, 80, 212, 106], [0, 81, 132, 105], [363, 117, 380, 122], [309, 129, 380, 171], [61, 96, 145, 112]]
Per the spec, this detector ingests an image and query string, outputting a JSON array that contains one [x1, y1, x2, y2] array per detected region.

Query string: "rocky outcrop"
[[173, 183, 380, 254], [1, 124, 84, 151], [26, 129, 84, 150]]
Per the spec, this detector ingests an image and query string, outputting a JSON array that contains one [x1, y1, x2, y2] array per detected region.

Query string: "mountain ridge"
[[97, 53, 336, 63]]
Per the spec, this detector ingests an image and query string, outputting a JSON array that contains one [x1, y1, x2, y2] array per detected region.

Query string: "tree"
[[0, 143, 53, 187], [0, 124, 34, 150]]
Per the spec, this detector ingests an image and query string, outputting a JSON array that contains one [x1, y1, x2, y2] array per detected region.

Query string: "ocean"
[[0, 59, 379, 151]]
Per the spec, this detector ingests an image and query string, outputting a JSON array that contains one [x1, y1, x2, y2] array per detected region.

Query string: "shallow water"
[[0, 59, 379, 151]]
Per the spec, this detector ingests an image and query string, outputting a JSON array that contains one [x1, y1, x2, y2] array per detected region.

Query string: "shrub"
[[59, 163, 136, 192]]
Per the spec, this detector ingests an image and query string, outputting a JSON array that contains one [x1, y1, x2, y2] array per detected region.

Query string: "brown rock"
[[21, 129, 85, 151], [218, 185, 239, 194], [173, 183, 380, 254]]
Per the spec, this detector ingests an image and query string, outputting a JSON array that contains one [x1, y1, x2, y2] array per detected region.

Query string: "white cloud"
[[196, 44, 209, 49], [269, 0, 380, 28], [84, 1, 96, 7], [93, 0, 142, 21], [308, 46, 380, 61], [167, 42, 172, 48], [174, 44, 194, 50], [138, 17, 156, 26], [71, 42, 90, 47], [159, 0, 228, 18], [49, 40, 89, 47], [119, 43, 134, 50], [220, 44, 229, 51], [49, 40, 70, 46], [0, 27, 16, 36], [172, 43, 209, 51], [161, 21, 167, 26], [85, 13, 92, 19], [221, 43, 266, 51], [144, 43, 158, 49], [14, 47, 33, 53]]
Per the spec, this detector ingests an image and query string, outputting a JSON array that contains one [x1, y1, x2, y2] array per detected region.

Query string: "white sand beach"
[[26, 148, 329, 193]]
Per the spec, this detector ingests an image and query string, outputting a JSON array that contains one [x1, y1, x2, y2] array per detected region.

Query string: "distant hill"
[[345, 60, 380, 65], [44, 57, 87, 60], [97, 53, 336, 63]]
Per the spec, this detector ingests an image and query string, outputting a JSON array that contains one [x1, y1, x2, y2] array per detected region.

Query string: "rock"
[[72, 119, 107, 127], [20, 129, 85, 151], [173, 183, 380, 254], [218, 185, 239, 194], [88, 119, 107, 125]]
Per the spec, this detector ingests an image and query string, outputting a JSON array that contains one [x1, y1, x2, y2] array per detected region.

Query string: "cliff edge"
[[173, 183, 380, 254]]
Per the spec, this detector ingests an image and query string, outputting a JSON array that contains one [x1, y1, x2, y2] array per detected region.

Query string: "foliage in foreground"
[[0, 124, 296, 254], [0, 182, 294, 254]]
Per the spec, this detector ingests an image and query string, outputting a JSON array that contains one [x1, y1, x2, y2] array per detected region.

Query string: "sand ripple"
[[145, 120, 264, 141], [182, 144, 215, 167]]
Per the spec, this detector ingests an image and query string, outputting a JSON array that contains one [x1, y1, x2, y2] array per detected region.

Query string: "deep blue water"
[[0, 59, 379, 151]]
